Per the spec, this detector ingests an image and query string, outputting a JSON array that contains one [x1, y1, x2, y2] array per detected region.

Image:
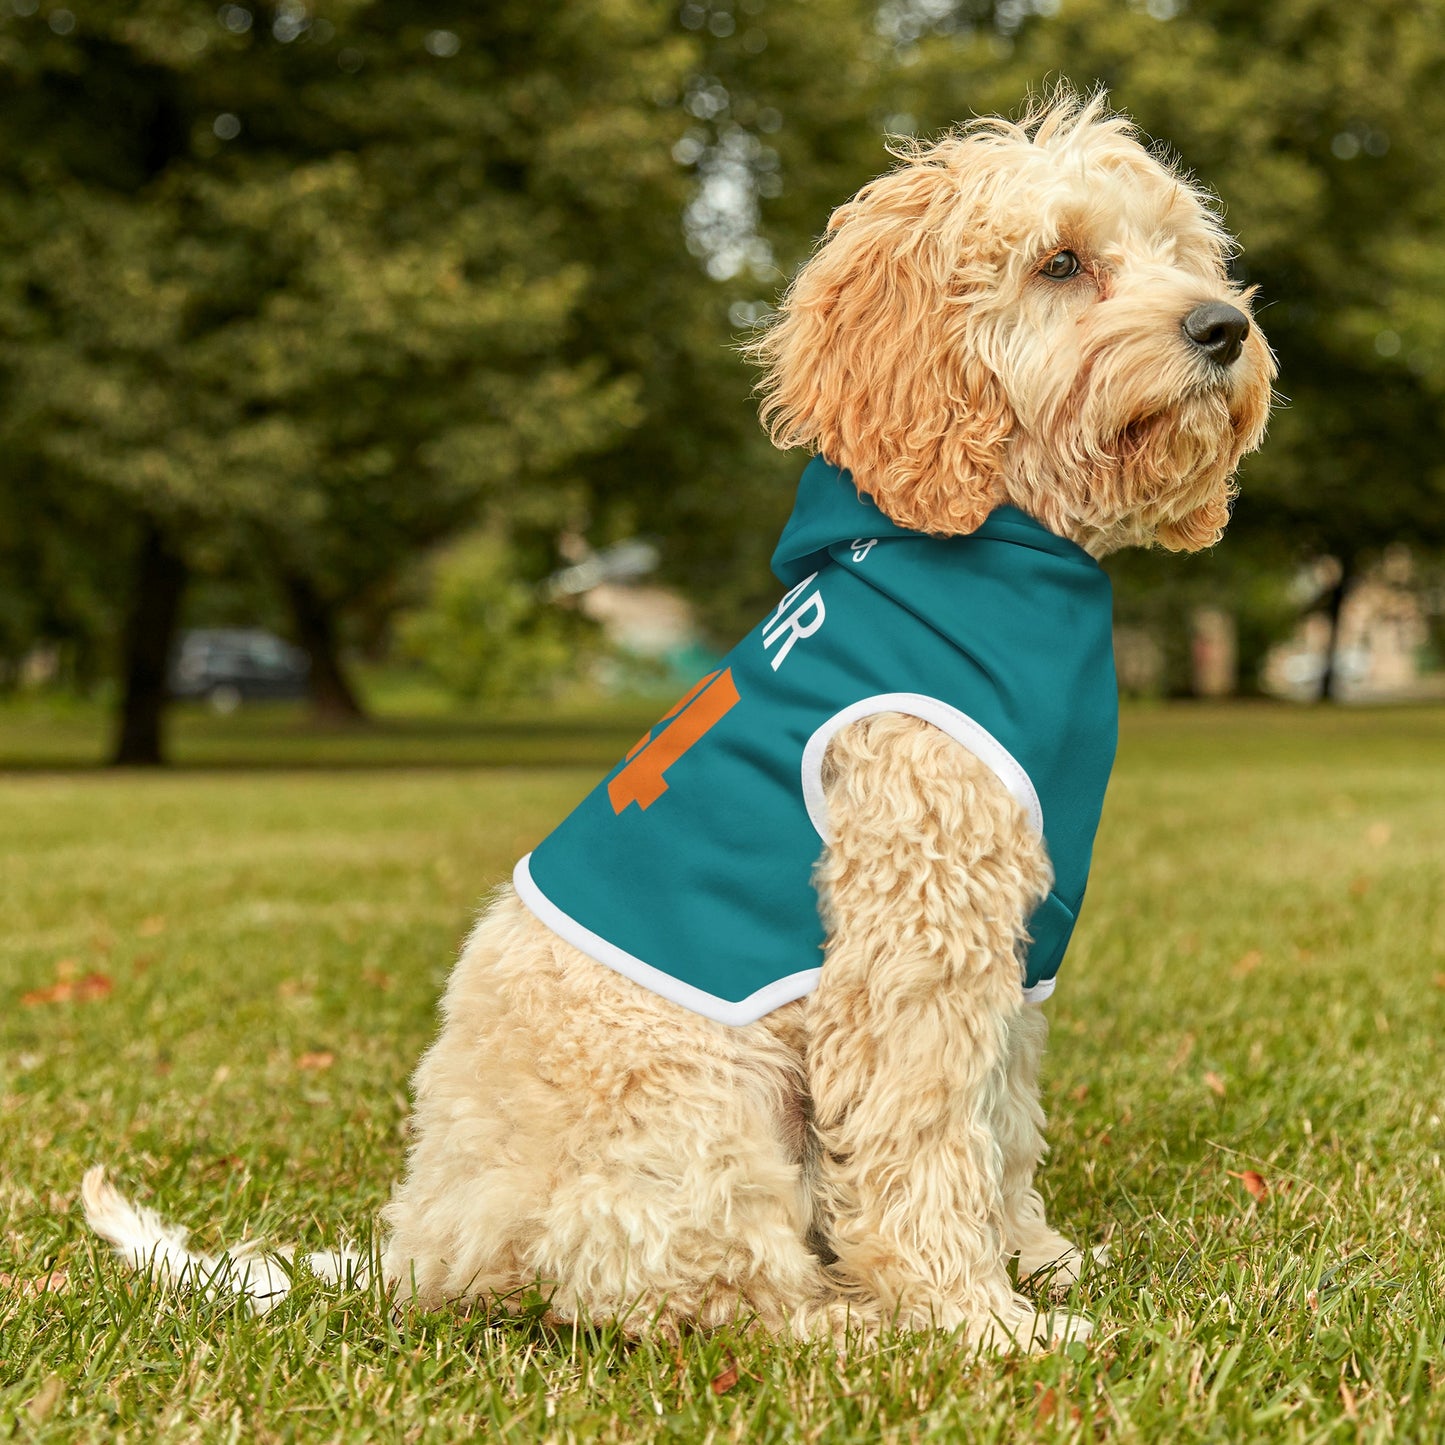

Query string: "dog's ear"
[[749, 149, 1012, 535]]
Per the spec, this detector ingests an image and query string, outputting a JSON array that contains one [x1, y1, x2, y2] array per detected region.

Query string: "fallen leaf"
[[361, 968, 394, 991], [1433, 973, 1445, 990], [21, 972, 112, 1007], [1228, 1169, 1268, 1201], [21, 982, 70, 1006], [27, 1374, 64, 1423], [1204, 1071, 1227, 1098], [1070, 1083, 1089, 1103], [1348, 876, 1372, 899], [296, 1051, 335, 1072], [1034, 1386, 1058, 1425], [1232, 950, 1263, 977], [710, 1358, 739, 1395], [138, 915, 167, 937], [0, 1268, 69, 1298]]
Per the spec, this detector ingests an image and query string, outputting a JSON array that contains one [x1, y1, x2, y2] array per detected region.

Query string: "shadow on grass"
[[0, 700, 668, 774], [5, 696, 1445, 775]]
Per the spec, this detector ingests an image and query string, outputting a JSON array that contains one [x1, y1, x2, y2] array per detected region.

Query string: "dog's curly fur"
[[377, 90, 1273, 1348], [86, 89, 1274, 1351]]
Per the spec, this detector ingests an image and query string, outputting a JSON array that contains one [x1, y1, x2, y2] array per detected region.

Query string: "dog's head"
[[750, 89, 1275, 554]]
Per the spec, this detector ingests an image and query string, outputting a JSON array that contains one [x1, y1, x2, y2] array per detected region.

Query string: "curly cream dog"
[[85, 91, 1273, 1350]]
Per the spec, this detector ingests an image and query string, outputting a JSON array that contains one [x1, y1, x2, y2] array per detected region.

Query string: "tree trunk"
[[283, 572, 366, 724], [111, 521, 187, 766], [1317, 554, 1355, 703]]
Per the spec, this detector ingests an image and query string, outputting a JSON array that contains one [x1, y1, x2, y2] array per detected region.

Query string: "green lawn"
[[2, 703, 1443, 1442], [0, 687, 668, 772]]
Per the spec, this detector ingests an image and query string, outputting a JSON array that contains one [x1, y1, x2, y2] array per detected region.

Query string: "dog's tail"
[[81, 1165, 368, 1315]]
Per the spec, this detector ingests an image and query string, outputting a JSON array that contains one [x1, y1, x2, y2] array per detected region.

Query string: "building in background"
[[1262, 552, 1438, 701], [548, 540, 719, 690]]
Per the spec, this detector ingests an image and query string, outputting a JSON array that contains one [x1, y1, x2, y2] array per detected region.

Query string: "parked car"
[[169, 629, 310, 712]]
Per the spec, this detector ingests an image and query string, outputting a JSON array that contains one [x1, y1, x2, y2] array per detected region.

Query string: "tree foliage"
[[396, 529, 595, 705], [0, 1, 702, 750], [3, 0, 1445, 732]]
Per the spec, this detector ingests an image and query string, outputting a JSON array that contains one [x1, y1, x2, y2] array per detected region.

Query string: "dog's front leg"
[[993, 1004, 1103, 1291], [806, 712, 1088, 1350]]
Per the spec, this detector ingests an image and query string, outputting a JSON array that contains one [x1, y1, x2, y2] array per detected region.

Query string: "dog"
[[85, 89, 1274, 1351]]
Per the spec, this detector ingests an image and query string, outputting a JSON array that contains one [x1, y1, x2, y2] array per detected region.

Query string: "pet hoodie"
[[514, 456, 1119, 1026]]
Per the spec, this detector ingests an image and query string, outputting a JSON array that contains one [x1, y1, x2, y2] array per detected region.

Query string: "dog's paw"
[[1033, 1308, 1093, 1347], [1018, 1239, 1110, 1294], [970, 1297, 1093, 1353]]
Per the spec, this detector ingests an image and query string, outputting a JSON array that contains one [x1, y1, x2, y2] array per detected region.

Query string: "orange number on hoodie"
[[607, 668, 741, 814]]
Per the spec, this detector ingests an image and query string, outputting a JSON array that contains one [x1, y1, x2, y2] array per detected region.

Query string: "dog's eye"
[[1040, 250, 1081, 280]]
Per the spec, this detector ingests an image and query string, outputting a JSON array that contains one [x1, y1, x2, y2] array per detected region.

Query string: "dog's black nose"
[[1182, 302, 1251, 367]]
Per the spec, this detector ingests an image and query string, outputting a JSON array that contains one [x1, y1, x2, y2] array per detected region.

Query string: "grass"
[[1, 700, 1443, 1442], [0, 684, 667, 771]]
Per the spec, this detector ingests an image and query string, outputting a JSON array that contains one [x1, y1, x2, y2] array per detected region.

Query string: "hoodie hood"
[[771, 456, 1099, 586]]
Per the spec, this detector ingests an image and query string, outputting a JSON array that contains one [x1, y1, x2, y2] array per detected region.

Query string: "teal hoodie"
[[515, 457, 1119, 1026]]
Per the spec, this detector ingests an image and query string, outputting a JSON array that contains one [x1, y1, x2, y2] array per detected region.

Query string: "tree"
[[13, 0, 1442, 738], [0, 1, 697, 758]]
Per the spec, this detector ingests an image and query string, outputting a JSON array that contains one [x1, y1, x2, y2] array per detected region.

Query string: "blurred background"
[[2, 0, 1444, 766]]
